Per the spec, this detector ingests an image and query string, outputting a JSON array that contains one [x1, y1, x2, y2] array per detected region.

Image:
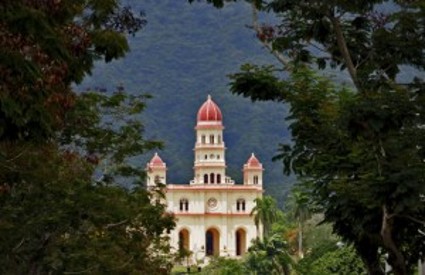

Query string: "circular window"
[[210, 154, 215, 159], [207, 197, 218, 210]]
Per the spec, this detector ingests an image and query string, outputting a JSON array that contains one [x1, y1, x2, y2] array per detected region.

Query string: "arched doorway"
[[178, 229, 190, 251], [206, 228, 220, 256], [236, 228, 247, 256]]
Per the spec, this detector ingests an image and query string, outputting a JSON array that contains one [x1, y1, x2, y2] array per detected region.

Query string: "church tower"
[[146, 153, 167, 187], [192, 95, 231, 185], [147, 94, 264, 260]]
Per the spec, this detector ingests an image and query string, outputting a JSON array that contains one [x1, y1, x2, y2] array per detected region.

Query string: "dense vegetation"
[[0, 1, 175, 273], [192, 0, 425, 274]]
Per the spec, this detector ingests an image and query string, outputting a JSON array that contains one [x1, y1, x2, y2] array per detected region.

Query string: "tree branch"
[[398, 215, 425, 226], [251, 2, 291, 70], [12, 238, 25, 252], [329, 15, 361, 91], [381, 204, 407, 275], [63, 265, 97, 274], [105, 219, 128, 229]]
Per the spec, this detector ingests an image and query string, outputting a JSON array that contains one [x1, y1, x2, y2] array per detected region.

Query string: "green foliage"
[[302, 216, 338, 256], [297, 241, 338, 273], [0, 1, 175, 273], [0, 0, 145, 141], [296, 216, 342, 274], [306, 245, 367, 275], [0, 90, 175, 274], [200, 257, 247, 275], [245, 234, 293, 275], [0, 146, 175, 274], [251, 196, 282, 238], [61, 89, 161, 183], [200, 0, 425, 92], [192, 1, 425, 273], [229, 65, 425, 274]]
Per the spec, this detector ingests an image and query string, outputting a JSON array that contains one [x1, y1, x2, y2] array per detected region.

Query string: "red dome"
[[244, 153, 263, 169], [197, 95, 222, 123], [148, 153, 166, 168]]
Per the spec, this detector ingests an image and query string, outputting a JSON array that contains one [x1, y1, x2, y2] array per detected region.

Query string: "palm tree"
[[250, 196, 280, 238], [292, 190, 311, 259], [246, 234, 293, 275]]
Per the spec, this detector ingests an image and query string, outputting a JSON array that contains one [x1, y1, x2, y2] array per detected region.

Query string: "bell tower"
[[192, 95, 229, 185]]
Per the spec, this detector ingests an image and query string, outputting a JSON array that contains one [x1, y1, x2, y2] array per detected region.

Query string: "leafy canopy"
[[0, 1, 176, 273], [190, 0, 425, 274], [0, 0, 145, 141]]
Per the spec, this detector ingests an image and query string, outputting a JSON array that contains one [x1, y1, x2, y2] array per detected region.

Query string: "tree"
[[230, 66, 425, 274], [251, 196, 281, 238], [191, 0, 424, 92], [245, 234, 293, 275], [0, 1, 176, 273], [200, 257, 247, 275], [189, 1, 425, 274], [291, 187, 312, 259], [307, 245, 367, 275], [0, 90, 175, 274], [0, 0, 146, 141]]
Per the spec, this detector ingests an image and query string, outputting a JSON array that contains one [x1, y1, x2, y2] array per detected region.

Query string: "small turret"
[[243, 153, 263, 185], [146, 153, 167, 187]]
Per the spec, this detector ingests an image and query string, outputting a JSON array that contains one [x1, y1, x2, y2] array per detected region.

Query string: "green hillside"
[[79, 0, 293, 200]]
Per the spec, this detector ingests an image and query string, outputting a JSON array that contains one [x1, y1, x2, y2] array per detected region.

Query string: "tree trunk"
[[329, 15, 361, 92], [298, 221, 304, 259], [381, 205, 407, 275], [419, 258, 425, 275], [355, 238, 385, 275]]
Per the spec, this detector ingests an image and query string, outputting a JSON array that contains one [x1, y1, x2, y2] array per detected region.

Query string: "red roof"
[[244, 153, 263, 169], [197, 95, 222, 123], [148, 153, 166, 168]]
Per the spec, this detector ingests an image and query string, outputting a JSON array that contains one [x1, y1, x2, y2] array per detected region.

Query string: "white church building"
[[146, 95, 263, 260]]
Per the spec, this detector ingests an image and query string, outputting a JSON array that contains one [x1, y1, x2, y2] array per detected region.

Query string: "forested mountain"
[[79, 1, 412, 201], [79, 0, 293, 200]]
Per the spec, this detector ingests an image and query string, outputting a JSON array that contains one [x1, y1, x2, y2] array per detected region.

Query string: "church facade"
[[146, 95, 263, 260]]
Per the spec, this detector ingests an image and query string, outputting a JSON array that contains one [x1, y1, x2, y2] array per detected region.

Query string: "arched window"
[[180, 198, 189, 211], [217, 154, 220, 160], [237, 199, 246, 211], [217, 174, 221, 184], [210, 173, 215, 184], [201, 135, 206, 144], [204, 154, 208, 160], [217, 135, 221, 144], [204, 174, 208, 184], [154, 175, 160, 184], [253, 175, 259, 185], [210, 135, 215, 144]]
